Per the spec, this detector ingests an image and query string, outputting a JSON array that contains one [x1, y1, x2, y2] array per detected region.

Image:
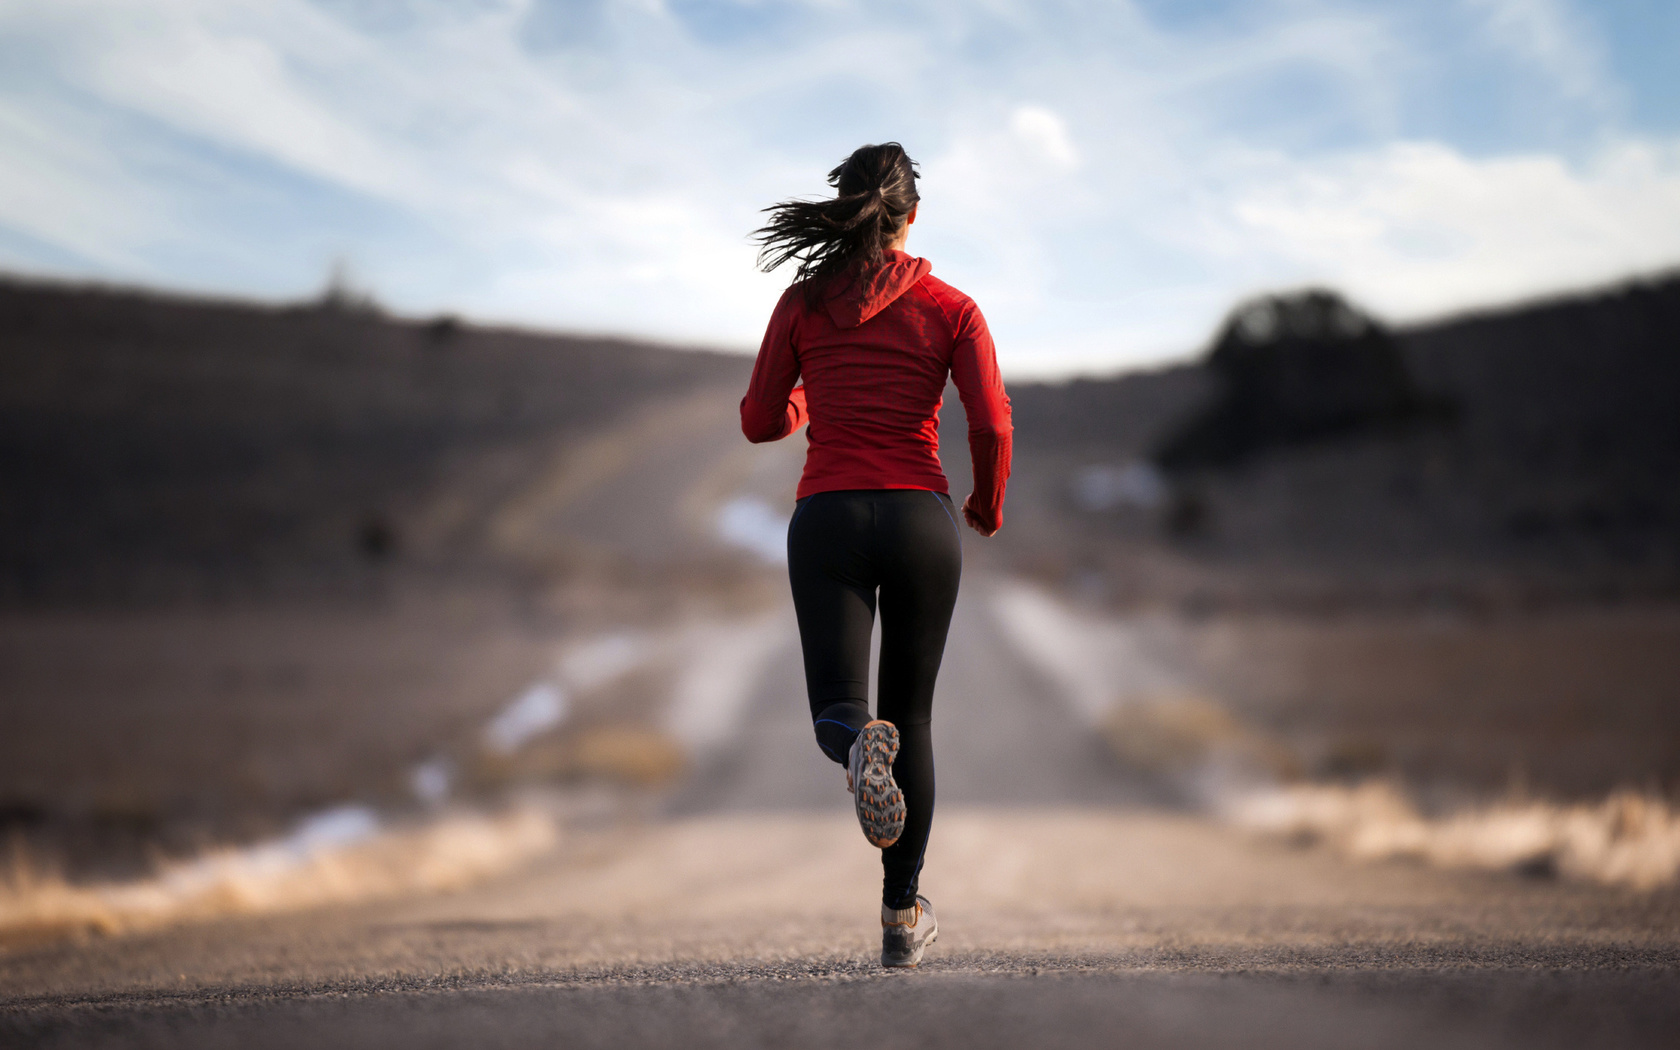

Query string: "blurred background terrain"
[[2, 267, 1678, 896]]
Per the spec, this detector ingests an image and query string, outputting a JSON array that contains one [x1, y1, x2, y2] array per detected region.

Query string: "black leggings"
[[786, 488, 963, 910]]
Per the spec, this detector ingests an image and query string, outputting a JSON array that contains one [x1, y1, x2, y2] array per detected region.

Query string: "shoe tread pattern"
[[854, 722, 905, 848]]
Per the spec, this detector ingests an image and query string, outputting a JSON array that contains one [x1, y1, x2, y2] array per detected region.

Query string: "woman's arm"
[[740, 290, 809, 443], [949, 299, 1012, 535]]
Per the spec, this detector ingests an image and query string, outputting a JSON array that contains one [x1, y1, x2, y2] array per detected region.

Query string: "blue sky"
[[0, 0, 1676, 376]]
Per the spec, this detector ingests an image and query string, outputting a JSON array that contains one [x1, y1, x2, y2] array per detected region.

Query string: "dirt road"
[[4, 574, 1678, 1048]]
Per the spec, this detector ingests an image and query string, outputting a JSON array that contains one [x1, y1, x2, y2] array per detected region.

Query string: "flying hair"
[[753, 142, 921, 304]]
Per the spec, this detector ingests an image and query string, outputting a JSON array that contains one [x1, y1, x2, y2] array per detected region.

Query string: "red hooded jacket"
[[740, 251, 1013, 532]]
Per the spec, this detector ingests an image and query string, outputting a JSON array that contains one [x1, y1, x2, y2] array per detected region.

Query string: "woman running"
[[740, 142, 1012, 968]]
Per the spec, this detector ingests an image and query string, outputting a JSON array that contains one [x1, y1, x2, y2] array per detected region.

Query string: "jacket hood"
[[822, 251, 932, 329]]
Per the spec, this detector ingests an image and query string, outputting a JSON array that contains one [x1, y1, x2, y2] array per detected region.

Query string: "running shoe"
[[847, 719, 905, 848], [881, 895, 938, 968]]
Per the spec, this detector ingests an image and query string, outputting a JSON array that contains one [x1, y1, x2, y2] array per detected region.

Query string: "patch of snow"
[[715, 496, 789, 564], [410, 756, 452, 805], [483, 681, 570, 755], [559, 633, 648, 692], [1072, 461, 1166, 511], [664, 613, 792, 754]]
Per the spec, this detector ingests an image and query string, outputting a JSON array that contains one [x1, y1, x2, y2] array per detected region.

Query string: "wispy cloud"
[[1466, 0, 1617, 111], [0, 0, 1673, 374], [1221, 137, 1680, 316]]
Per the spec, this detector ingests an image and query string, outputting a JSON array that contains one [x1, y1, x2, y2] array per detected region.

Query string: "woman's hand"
[[961, 494, 999, 537]]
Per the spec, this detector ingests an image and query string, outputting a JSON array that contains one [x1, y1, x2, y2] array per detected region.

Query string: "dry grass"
[[473, 726, 688, 789], [1101, 692, 1301, 782], [1225, 781, 1680, 890], [1094, 686, 1680, 891], [0, 807, 556, 948]]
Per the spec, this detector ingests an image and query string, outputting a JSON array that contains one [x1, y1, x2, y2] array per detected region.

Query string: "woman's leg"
[[787, 493, 879, 765], [786, 489, 962, 910], [874, 491, 962, 910]]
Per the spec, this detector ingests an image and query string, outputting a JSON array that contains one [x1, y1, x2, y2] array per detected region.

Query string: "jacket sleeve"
[[948, 297, 1012, 532], [740, 289, 809, 443]]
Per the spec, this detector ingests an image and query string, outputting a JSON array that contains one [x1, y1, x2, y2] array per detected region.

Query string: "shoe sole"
[[853, 720, 905, 848], [882, 922, 938, 968]]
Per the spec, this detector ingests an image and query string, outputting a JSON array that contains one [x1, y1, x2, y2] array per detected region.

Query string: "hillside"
[[0, 279, 753, 606], [3, 269, 1678, 611], [994, 272, 1680, 609]]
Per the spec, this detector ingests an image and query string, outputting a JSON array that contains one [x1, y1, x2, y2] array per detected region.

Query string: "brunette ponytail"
[[753, 142, 921, 301]]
